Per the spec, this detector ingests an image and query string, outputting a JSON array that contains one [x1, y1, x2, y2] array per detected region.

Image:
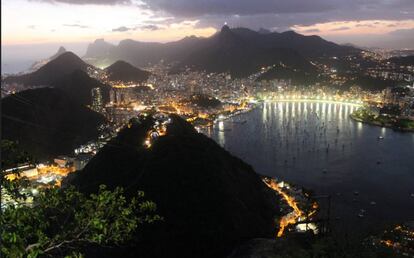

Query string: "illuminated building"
[[91, 87, 104, 112]]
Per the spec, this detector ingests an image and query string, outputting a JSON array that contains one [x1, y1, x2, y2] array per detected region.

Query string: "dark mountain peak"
[[57, 46, 66, 53], [52, 51, 85, 65], [216, 25, 242, 47], [51, 69, 110, 106], [84, 39, 115, 58], [257, 28, 271, 34], [67, 114, 279, 257], [221, 24, 231, 33], [93, 38, 107, 44], [2, 87, 105, 160], [50, 46, 67, 59], [281, 30, 300, 36], [107, 60, 134, 69], [118, 38, 136, 45], [83, 26, 360, 77], [3, 51, 89, 86], [45, 51, 89, 72], [105, 60, 150, 83], [27, 46, 68, 72]]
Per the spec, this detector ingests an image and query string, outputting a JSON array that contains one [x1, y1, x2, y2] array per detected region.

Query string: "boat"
[[353, 191, 359, 195], [377, 136, 384, 140]]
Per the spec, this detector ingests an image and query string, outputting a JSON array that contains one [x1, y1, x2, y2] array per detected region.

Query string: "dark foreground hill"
[[51, 70, 110, 106], [3, 52, 91, 86], [387, 55, 414, 66], [67, 114, 279, 257], [1, 88, 105, 160], [104, 60, 150, 83]]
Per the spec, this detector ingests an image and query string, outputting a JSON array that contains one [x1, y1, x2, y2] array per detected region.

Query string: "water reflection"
[[205, 101, 414, 234]]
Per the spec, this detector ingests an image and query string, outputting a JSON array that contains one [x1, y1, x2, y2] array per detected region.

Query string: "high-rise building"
[[109, 89, 116, 104], [91, 87, 103, 112]]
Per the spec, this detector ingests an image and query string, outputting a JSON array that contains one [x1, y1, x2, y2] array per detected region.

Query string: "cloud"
[[303, 28, 320, 33], [112, 26, 133, 32], [139, 0, 414, 31], [389, 28, 414, 37], [355, 24, 375, 28], [30, 0, 132, 5], [330, 26, 350, 31], [140, 24, 161, 31], [27, 25, 36, 29], [63, 23, 89, 28], [140, 0, 336, 17], [111, 24, 163, 32]]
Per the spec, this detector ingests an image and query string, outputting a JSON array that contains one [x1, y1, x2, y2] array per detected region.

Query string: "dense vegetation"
[[1, 140, 161, 258], [1, 88, 106, 160], [1, 186, 161, 258]]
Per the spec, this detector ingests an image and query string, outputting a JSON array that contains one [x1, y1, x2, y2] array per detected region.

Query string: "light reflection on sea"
[[205, 101, 414, 235]]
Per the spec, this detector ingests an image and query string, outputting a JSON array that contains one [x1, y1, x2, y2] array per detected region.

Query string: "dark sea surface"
[[205, 101, 414, 236]]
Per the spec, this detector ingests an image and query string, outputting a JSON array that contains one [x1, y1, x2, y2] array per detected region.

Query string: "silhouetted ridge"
[[104, 60, 150, 83], [3, 52, 90, 86], [67, 114, 279, 258], [83, 26, 359, 77], [388, 55, 414, 66], [50, 46, 67, 60], [52, 70, 110, 105], [1, 88, 105, 160]]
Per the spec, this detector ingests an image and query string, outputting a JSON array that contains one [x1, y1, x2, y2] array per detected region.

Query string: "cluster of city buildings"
[[3, 49, 414, 205]]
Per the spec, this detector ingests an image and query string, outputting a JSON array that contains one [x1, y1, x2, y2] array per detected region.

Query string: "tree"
[[1, 140, 162, 257], [1, 185, 162, 258]]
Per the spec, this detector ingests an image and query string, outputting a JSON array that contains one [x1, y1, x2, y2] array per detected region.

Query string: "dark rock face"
[[104, 60, 150, 83], [68, 115, 279, 257], [3, 52, 90, 86], [387, 55, 414, 66], [83, 26, 359, 78], [1, 88, 105, 160], [51, 70, 110, 106]]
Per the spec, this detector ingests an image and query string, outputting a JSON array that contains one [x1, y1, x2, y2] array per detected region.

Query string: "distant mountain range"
[[66, 114, 279, 257], [1, 88, 105, 160], [84, 26, 360, 77], [3, 52, 91, 86], [105, 60, 150, 83], [387, 55, 414, 66], [29, 46, 68, 72], [2, 51, 111, 106], [1, 52, 111, 159]]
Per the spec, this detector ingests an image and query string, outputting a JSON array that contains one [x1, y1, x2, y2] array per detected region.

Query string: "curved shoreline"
[[264, 99, 363, 107], [349, 113, 414, 133]]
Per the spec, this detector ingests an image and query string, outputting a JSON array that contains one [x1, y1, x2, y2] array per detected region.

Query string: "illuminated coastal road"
[[263, 178, 304, 237]]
